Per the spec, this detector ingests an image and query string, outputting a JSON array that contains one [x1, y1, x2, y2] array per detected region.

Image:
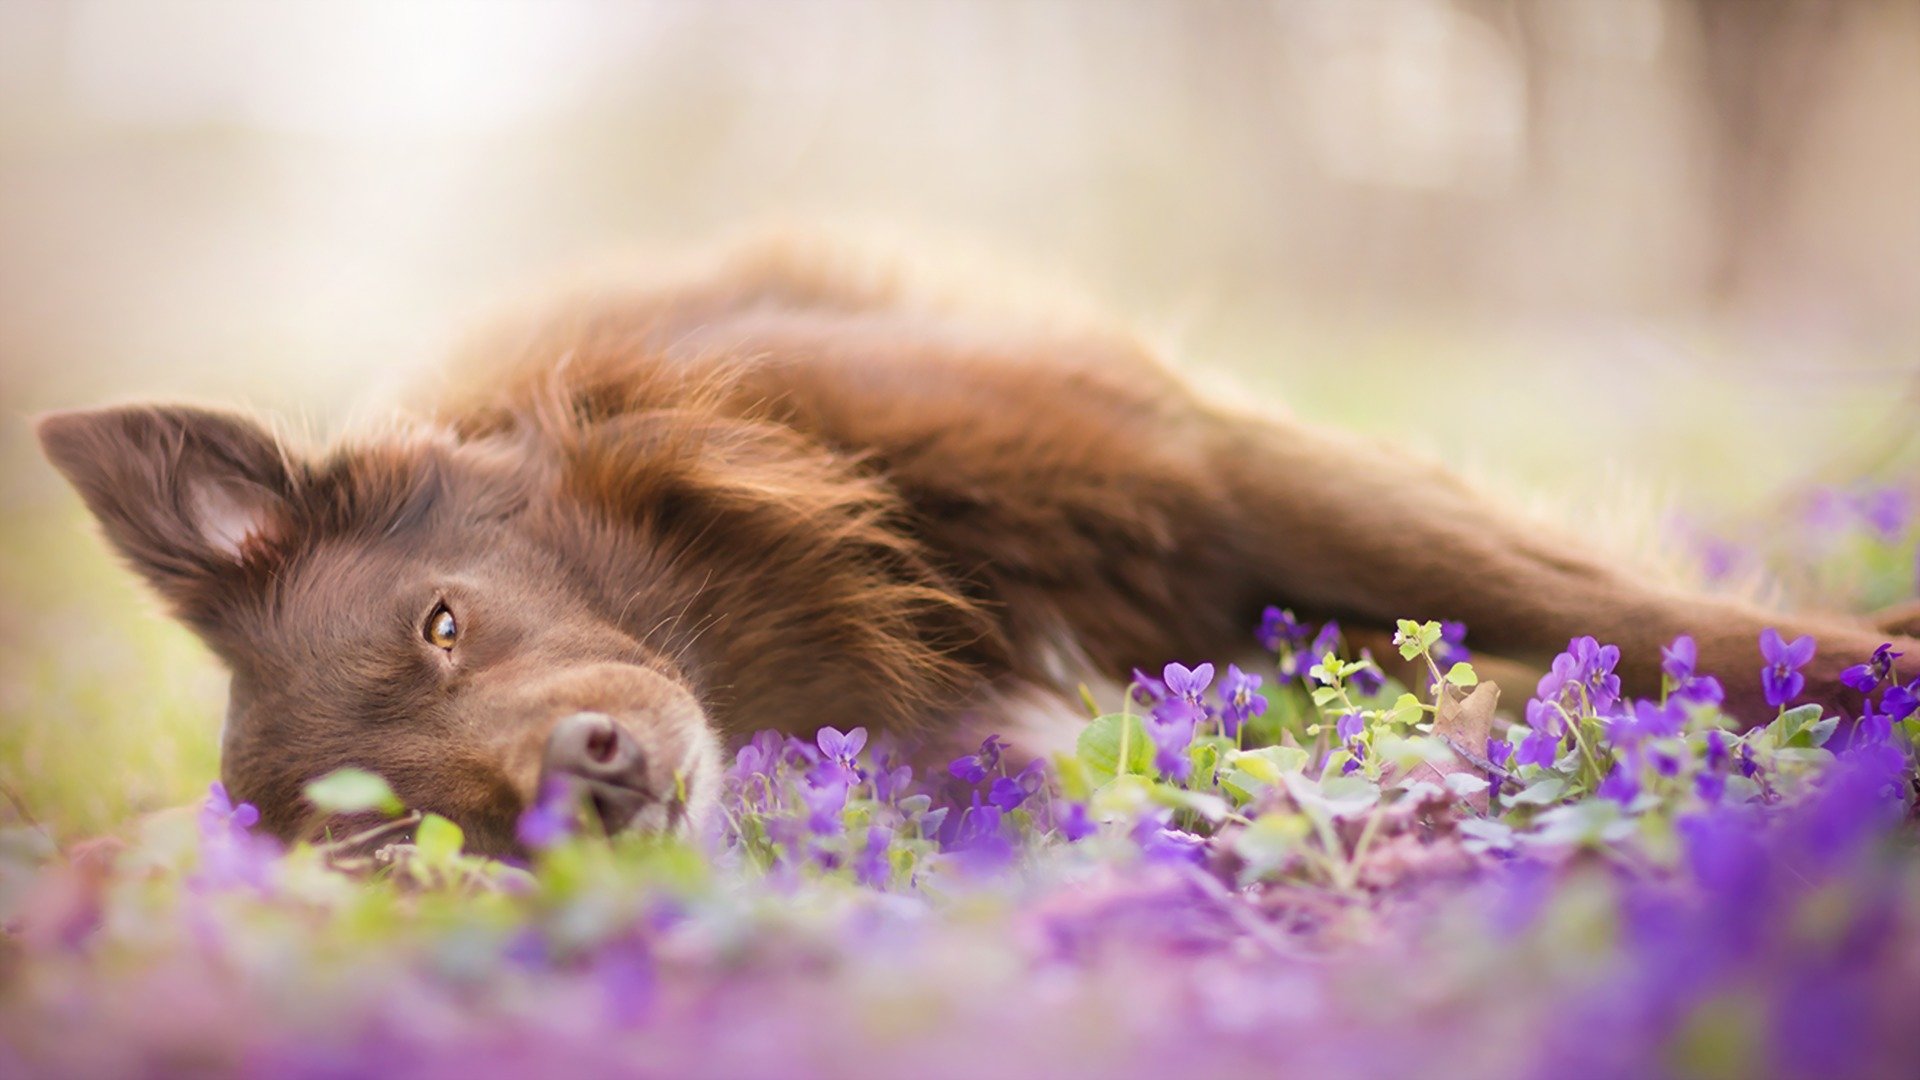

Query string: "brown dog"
[[36, 241, 1917, 854]]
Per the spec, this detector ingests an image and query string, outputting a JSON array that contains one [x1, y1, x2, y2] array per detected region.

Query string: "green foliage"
[[304, 768, 405, 818], [1076, 712, 1154, 783]]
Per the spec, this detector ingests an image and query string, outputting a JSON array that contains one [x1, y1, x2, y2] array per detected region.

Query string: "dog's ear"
[[37, 405, 298, 612]]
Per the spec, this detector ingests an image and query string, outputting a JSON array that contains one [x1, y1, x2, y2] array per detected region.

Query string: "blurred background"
[[3, 0, 1919, 836]]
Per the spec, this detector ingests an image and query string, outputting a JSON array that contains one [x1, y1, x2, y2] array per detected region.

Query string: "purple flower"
[[1855, 709, 1893, 746], [1598, 760, 1640, 804], [1349, 651, 1386, 697], [949, 802, 1014, 870], [1486, 738, 1514, 769], [1759, 628, 1815, 709], [1841, 643, 1903, 695], [948, 734, 1005, 785], [1524, 698, 1564, 739], [1256, 606, 1309, 652], [987, 775, 1029, 812], [1880, 680, 1920, 723], [801, 777, 848, 836], [1486, 738, 1514, 796], [1661, 634, 1726, 706], [816, 726, 867, 767], [1695, 770, 1726, 803], [1055, 801, 1096, 842], [728, 730, 784, 790], [1432, 621, 1471, 669], [516, 777, 577, 850], [854, 826, 893, 887], [1308, 622, 1342, 667], [1152, 743, 1194, 784], [1615, 699, 1684, 746], [1131, 809, 1205, 865], [1855, 487, 1911, 540], [870, 751, 914, 805], [1516, 727, 1560, 769], [1535, 636, 1622, 716], [1704, 729, 1730, 772], [1145, 698, 1198, 783], [1216, 664, 1268, 738], [1341, 737, 1368, 775], [1334, 710, 1365, 743], [200, 781, 260, 836], [1162, 661, 1215, 701], [1129, 667, 1167, 706], [194, 783, 277, 892]]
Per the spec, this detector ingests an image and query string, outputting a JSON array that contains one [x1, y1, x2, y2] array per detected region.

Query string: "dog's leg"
[[1205, 411, 1916, 722]]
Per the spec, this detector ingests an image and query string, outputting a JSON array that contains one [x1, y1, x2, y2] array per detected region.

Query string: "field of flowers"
[[3, 482, 1919, 1080]]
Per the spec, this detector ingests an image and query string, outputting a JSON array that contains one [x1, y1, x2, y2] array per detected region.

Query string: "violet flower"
[[854, 826, 893, 887], [1129, 667, 1167, 706], [1161, 661, 1215, 704], [1598, 759, 1640, 804], [1055, 801, 1096, 842], [1434, 621, 1470, 668], [1349, 650, 1386, 697], [1840, 643, 1901, 695], [801, 777, 849, 836], [1660, 634, 1725, 706], [1614, 699, 1684, 747], [1256, 605, 1309, 652], [1515, 723, 1560, 769], [1334, 710, 1365, 743], [1759, 628, 1815, 709], [1216, 664, 1267, 738], [948, 734, 1005, 785], [516, 777, 577, 850]]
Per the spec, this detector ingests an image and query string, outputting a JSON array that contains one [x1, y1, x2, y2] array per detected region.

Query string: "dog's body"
[[38, 241, 1918, 853]]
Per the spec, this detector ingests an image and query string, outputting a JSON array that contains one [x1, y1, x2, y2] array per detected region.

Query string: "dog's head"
[[39, 398, 992, 855], [37, 404, 730, 854]]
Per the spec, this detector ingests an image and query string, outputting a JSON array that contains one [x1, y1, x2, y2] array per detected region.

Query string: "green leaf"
[[414, 813, 464, 862], [1233, 812, 1309, 879], [303, 768, 403, 818], [1227, 746, 1310, 785], [1152, 785, 1230, 823], [1373, 733, 1451, 771], [1053, 754, 1094, 802], [1091, 773, 1154, 817], [1220, 769, 1266, 803], [1394, 619, 1441, 660], [1457, 817, 1515, 853], [1286, 773, 1380, 820], [1508, 776, 1568, 806], [1443, 662, 1478, 687], [1799, 717, 1839, 749], [1773, 746, 1836, 769], [1076, 713, 1154, 782], [1770, 704, 1823, 745], [1387, 693, 1425, 727], [1523, 800, 1635, 847]]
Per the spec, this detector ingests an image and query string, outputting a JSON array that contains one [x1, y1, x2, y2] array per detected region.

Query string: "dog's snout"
[[548, 711, 645, 778], [541, 711, 652, 832]]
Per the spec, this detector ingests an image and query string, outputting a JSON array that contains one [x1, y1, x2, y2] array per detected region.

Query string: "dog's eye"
[[424, 603, 459, 650]]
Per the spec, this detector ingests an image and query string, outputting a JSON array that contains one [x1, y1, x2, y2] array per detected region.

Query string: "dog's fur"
[[37, 240, 1920, 854]]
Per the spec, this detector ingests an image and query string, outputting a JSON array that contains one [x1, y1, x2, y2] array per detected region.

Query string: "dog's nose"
[[540, 711, 652, 832]]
